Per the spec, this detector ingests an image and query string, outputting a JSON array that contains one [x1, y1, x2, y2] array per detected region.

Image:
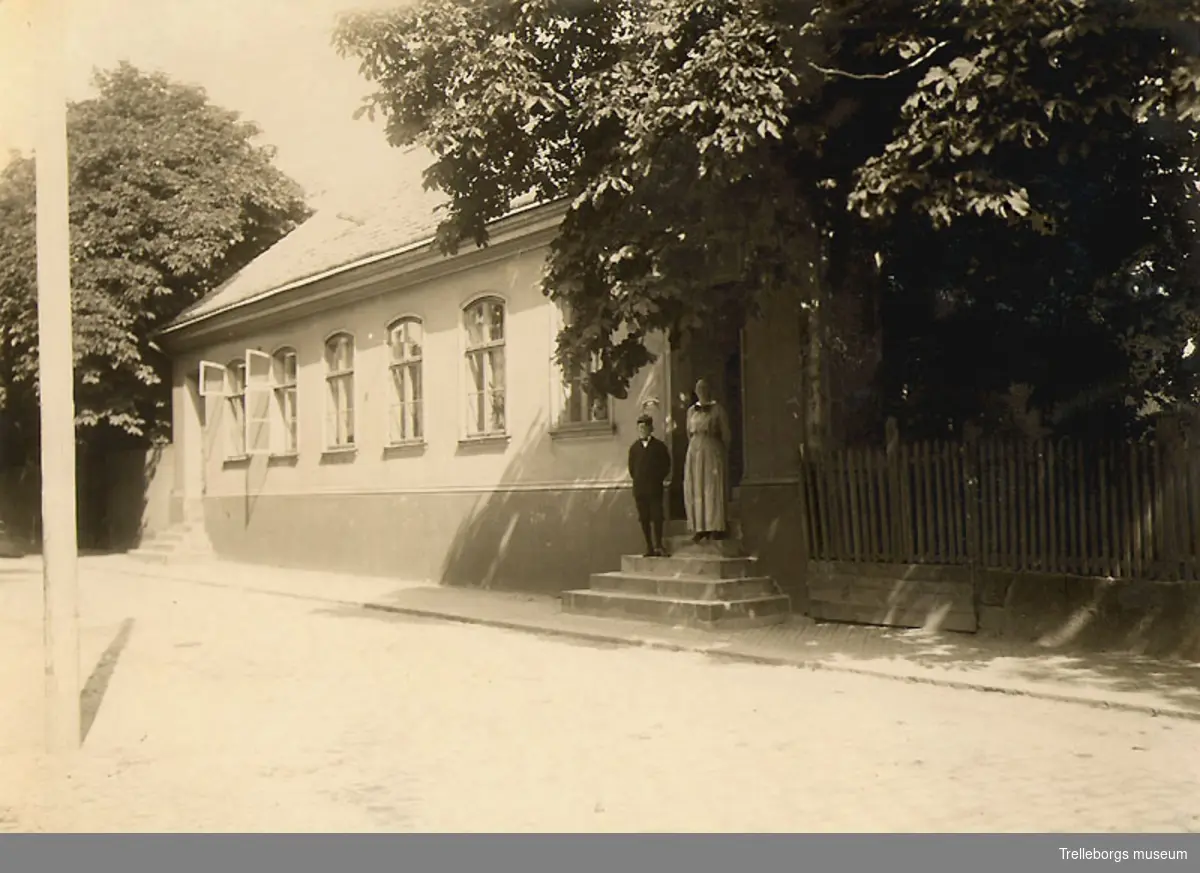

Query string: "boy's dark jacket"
[[628, 435, 671, 497]]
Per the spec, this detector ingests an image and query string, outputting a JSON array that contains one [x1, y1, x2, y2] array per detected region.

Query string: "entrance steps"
[[127, 518, 217, 565], [561, 512, 791, 630]]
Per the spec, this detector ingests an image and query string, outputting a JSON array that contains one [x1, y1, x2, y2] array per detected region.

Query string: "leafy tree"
[[838, 0, 1200, 438], [0, 63, 311, 465], [336, 0, 821, 397], [335, 0, 1200, 440]]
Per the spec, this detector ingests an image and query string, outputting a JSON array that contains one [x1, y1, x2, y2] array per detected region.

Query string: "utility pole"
[[35, 0, 81, 753]]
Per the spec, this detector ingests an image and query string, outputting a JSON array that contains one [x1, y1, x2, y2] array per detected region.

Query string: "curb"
[[360, 601, 1200, 724], [100, 559, 1200, 724]]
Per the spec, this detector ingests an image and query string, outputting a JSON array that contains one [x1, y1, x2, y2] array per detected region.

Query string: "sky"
[[0, 0, 420, 207]]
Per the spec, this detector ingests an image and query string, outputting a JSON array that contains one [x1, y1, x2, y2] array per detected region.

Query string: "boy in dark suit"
[[628, 413, 672, 557]]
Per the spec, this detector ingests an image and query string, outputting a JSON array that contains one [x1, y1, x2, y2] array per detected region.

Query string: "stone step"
[[140, 540, 213, 555], [129, 546, 217, 564], [665, 536, 747, 558], [145, 530, 187, 544], [133, 540, 209, 553], [664, 517, 743, 537], [561, 589, 790, 630], [621, 553, 758, 579], [129, 550, 216, 566], [143, 523, 207, 542], [140, 539, 182, 553], [589, 571, 778, 601]]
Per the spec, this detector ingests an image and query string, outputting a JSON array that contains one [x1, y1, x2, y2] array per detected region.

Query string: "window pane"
[[228, 396, 245, 453], [564, 378, 583, 424], [327, 336, 352, 371], [488, 301, 504, 342], [389, 402, 404, 443], [468, 351, 486, 393], [490, 389, 506, 433], [409, 363, 423, 405], [391, 321, 420, 362], [391, 365, 406, 405], [283, 388, 297, 451], [410, 399, 423, 440], [464, 304, 486, 347], [488, 348, 505, 391], [327, 382, 338, 443], [328, 375, 354, 446], [228, 361, 246, 394], [282, 352, 297, 384], [466, 392, 484, 436]]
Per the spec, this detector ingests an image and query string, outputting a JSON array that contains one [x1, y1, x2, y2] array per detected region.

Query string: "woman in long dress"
[[683, 378, 731, 542]]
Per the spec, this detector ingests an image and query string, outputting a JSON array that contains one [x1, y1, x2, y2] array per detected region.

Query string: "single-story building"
[[155, 166, 841, 597]]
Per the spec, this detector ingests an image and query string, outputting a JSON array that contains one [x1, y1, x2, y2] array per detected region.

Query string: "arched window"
[[225, 358, 246, 457], [463, 297, 506, 437], [272, 347, 299, 453], [324, 333, 355, 448], [387, 317, 423, 443]]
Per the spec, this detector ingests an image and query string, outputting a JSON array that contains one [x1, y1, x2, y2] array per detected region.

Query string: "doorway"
[[666, 320, 745, 521]]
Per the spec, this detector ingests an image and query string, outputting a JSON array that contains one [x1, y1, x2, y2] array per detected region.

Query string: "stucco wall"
[[172, 239, 668, 589], [100, 444, 175, 550], [739, 285, 810, 601]]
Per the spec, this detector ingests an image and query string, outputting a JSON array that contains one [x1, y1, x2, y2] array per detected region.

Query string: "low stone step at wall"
[[129, 549, 217, 566], [561, 588, 790, 630], [665, 536, 747, 558], [621, 553, 758, 580], [589, 570, 779, 602]]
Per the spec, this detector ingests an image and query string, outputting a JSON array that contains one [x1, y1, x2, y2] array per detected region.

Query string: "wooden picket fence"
[[799, 438, 1200, 582]]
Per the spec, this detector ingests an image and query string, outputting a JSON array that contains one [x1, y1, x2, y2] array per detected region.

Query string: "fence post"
[[798, 443, 813, 563], [885, 417, 901, 561], [1158, 415, 1185, 579], [962, 423, 982, 596]]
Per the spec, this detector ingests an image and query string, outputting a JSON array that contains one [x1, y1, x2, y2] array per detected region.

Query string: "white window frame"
[[386, 316, 424, 445], [244, 349, 273, 457], [199, 360, 227, 399], [462, 295, 507, 439], [198, 360, 227, 461], [271, 346, 299, 455], [324, 332, 356, 450], [224, 358, 247, 458], [550, 300, 612, 432]]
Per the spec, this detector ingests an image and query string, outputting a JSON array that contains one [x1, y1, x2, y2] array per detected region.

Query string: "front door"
[[666, 318, 744, 521]]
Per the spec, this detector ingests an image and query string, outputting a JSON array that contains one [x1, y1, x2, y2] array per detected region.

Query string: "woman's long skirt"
[[683, 434, 727, 534]]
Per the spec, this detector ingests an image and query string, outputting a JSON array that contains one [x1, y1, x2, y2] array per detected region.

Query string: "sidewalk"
[[77, 554, 1200, 722]]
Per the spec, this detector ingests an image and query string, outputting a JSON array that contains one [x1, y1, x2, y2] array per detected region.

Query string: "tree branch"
[[809, 40, 951, 81]]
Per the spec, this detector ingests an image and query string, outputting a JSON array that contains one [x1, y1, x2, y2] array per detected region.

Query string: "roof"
[[171, 147, 450, 327]]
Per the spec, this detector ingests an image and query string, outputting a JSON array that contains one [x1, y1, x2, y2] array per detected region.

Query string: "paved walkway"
[[3, 557, 1199, 832], [81, 554, 1200, 721]]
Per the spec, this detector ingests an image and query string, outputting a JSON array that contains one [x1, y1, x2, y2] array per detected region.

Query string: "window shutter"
[[245, 349, 273, 456], [199, 361, 227, 397]]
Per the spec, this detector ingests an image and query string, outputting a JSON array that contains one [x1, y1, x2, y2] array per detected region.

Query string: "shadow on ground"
[[317, 600, 634, 651], [739, 617, 1200, 713], [80, 617, 136, 744], [328, 588, 1200, 713]]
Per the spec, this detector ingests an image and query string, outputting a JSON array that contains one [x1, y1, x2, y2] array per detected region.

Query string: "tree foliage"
[[335, 0, 1200, 438], [0, 63, 310, 462]]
